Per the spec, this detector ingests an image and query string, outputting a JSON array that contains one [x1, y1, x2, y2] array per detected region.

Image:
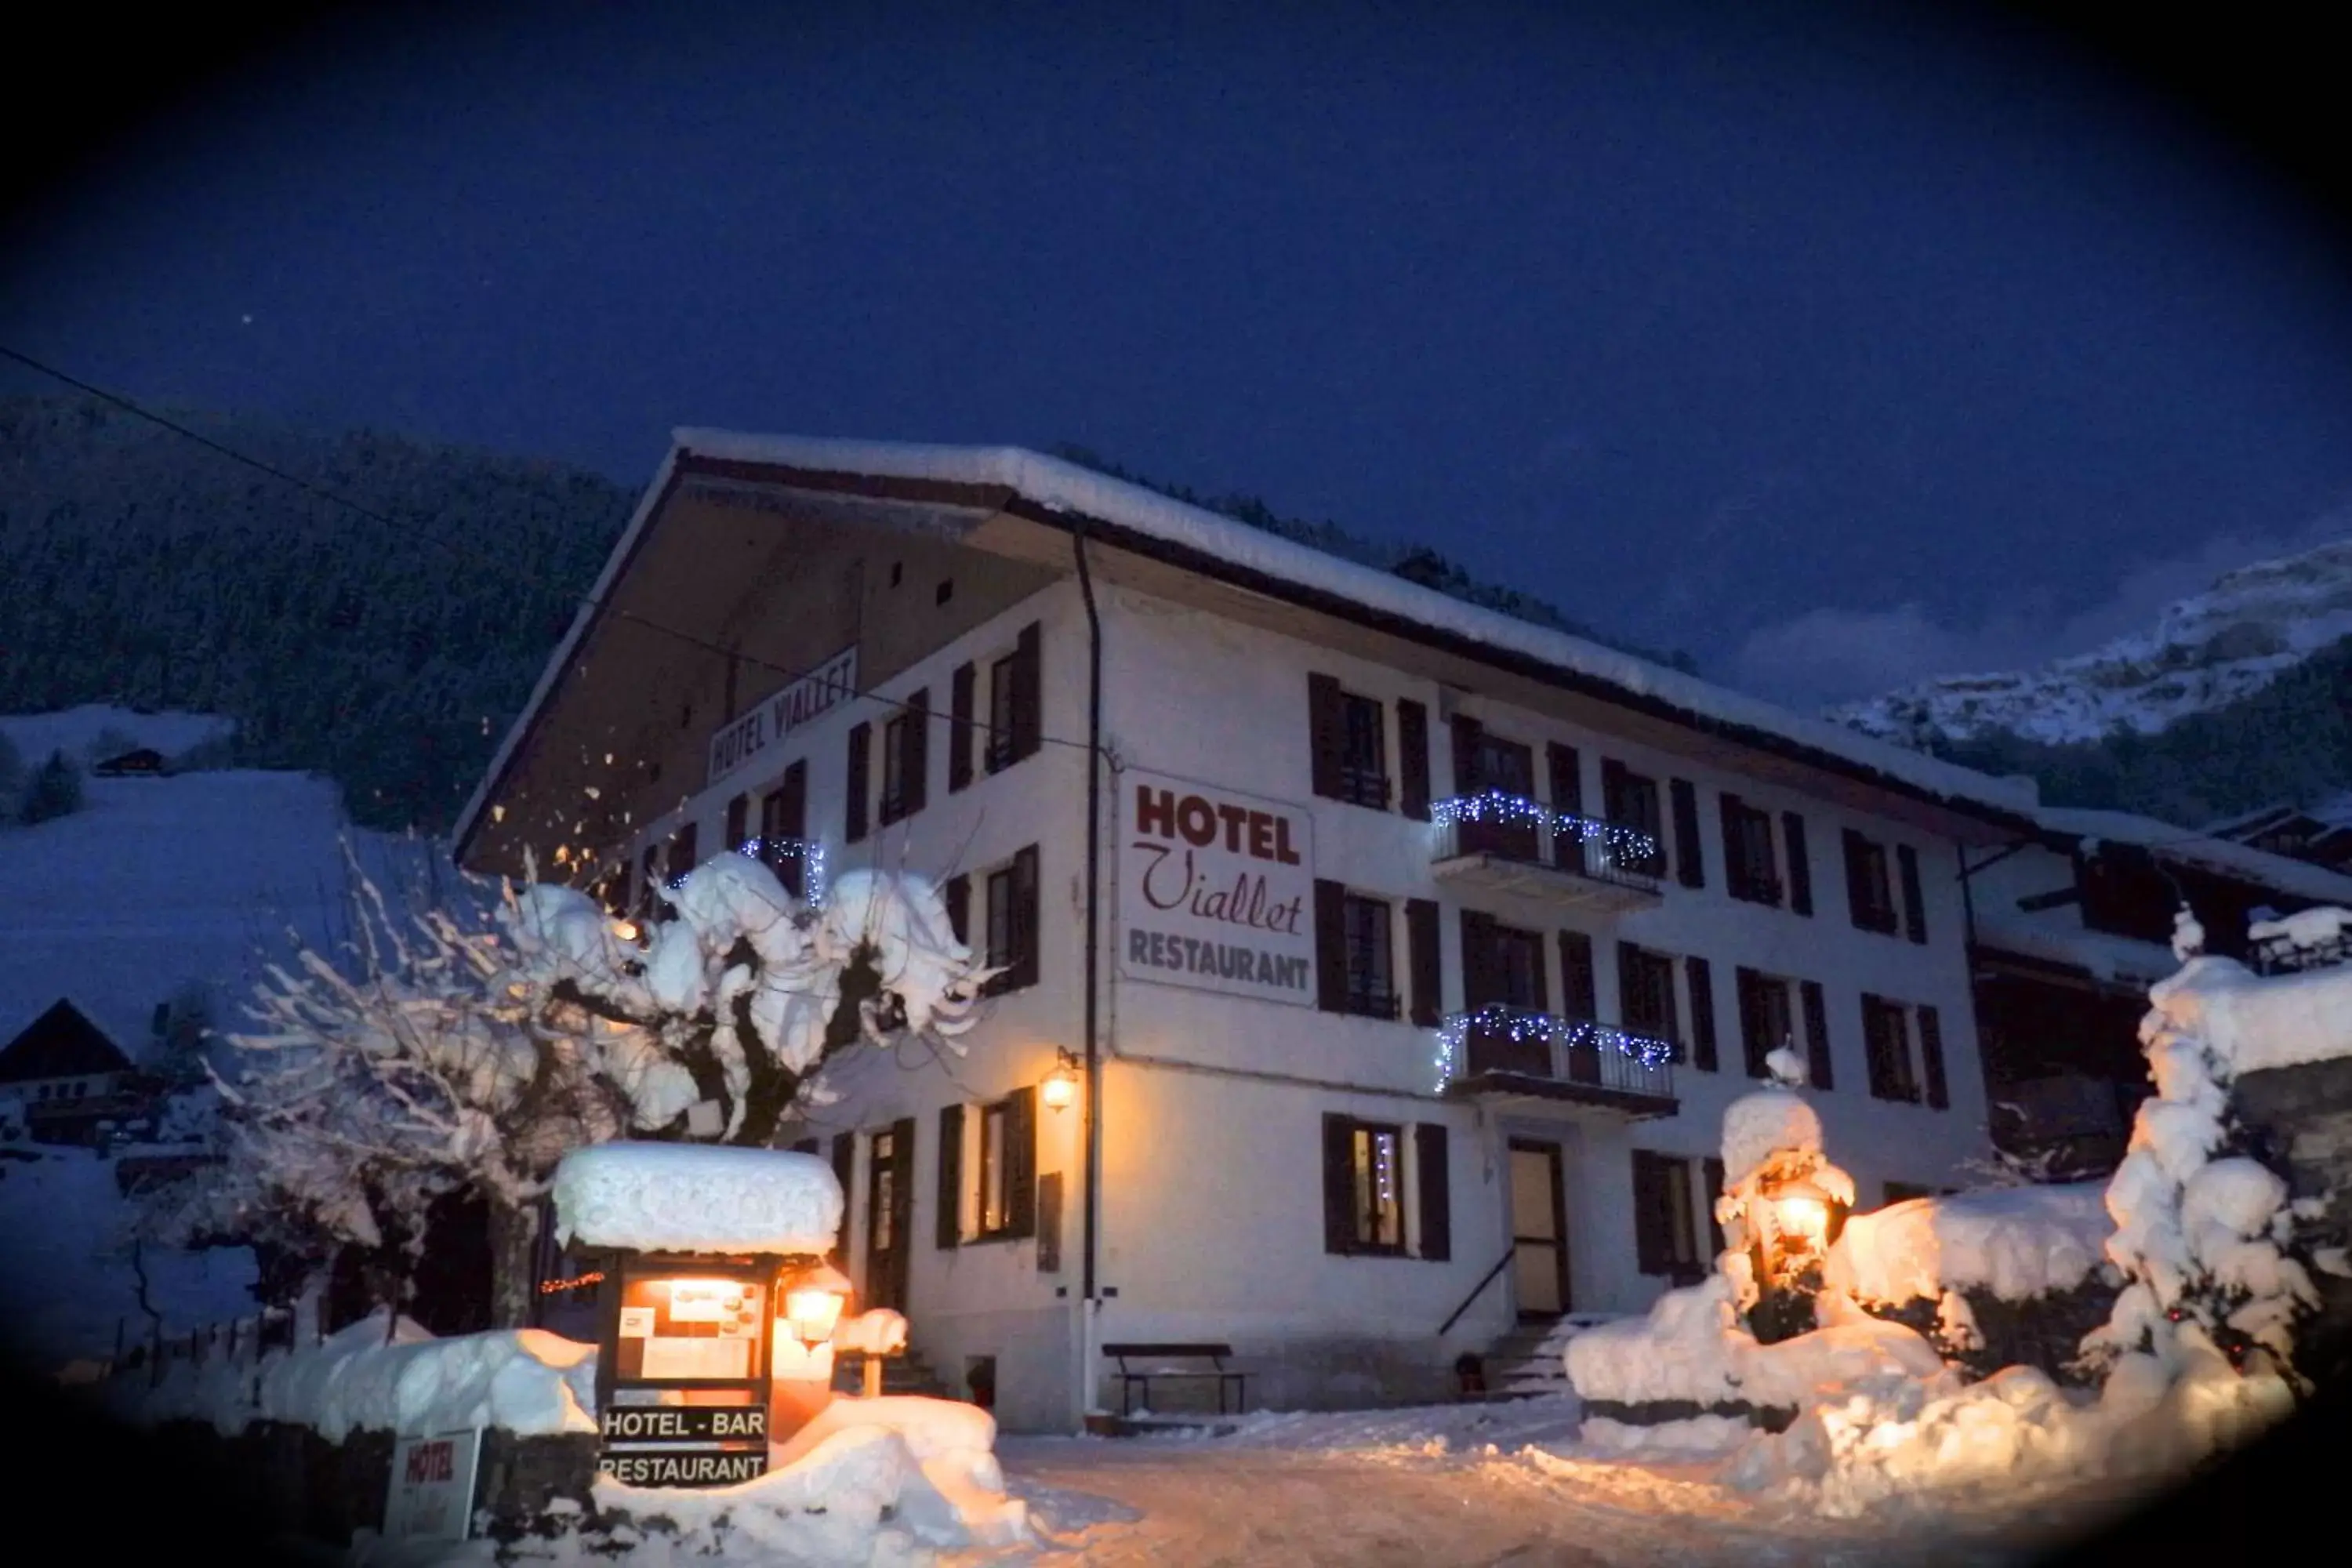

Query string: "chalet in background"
[[0, 999, 157, 1147]]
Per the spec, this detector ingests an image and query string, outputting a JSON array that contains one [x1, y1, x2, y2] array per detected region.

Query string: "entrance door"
[[865, 1118, 915, 1313], [1508, 1140, 1571, 1319]]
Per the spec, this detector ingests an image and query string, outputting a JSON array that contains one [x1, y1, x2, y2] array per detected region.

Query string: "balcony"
[[1438, 1005, 1678, 1116], [1429, 793, 1664, 913]]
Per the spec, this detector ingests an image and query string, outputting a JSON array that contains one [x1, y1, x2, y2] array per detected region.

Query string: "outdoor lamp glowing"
[[1772, 1177, 1835, 1253], [1041, 1048, 1080, 1112], [781, 1262, 853, 1347]]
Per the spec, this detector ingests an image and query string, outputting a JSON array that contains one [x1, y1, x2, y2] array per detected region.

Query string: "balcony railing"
[[2252, 927, 2352, 976], [1436, 1004, 1677, 1111], [1337, 764, 1392, 811], [1429, 793, 1663, 910]]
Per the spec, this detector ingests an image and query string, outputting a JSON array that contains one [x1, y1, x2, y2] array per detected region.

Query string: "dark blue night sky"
[[8, 1, 2351, 705]]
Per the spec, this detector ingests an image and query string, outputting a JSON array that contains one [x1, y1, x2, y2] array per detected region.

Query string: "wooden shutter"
[[884, 1117, 915, 1302], [1686, 956, 1718, 1072], [1557, 931, 1597, 1019], [845, 721, 872, 843], [901, 688, 929, 818], [724, 794, 748, 856], [1406, 898, 1443, 1026], [1007, 846, 1041, 989], [1547, 742, 1583, 818], [1323, 1114, 1356, 1255], [1736, 967, 1770, 1077], [1918, 1004, 1949, 1109], [829, 1133, 855, 1266], [1897, 845, 1929, 944], [1313, 879, 1349, 1012], [1719, 792, 1748, 898], [1781, 812, 1813, 915], [1615, 941, 1646, 1036], [1414, 1123, 1450, 1261], [1630, 1151, 1668, 1276], [943, 873, 971, 945], [1004, 1087, 1037, 1239], [1458, 910, 1496, 1009], [1800, 979, 1834, 1091], [1670, 779, 1704, 888], [1036, 1173, 1064, 1272], [1528, 927, 1550, 1013], [778, 760, 809, 895], [1010, 622, 1043, 764], [949, 662, 975, 792], [935, 1104, 964, 1249], [1396, 699, 1432, 820], [1308, 673, 1345, 800], [1861, 995, 1894, 1099], [1842, 829, 1872, 930], [1702, 1157, 1727, 1255], [1450, 714, 1483, 797]]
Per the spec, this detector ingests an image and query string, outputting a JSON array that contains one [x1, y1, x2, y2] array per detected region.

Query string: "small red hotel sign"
[[383, 1428, 484, 1543], [706, 644, 858, 789], [1118, 769, 1316, 1007]]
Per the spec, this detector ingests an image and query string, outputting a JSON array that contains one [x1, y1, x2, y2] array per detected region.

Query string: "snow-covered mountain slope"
[[1832, 536, 2352, 746], [1, 708, 447, 1054]]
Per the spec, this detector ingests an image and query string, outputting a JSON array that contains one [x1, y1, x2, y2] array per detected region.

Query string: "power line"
[[0, 343, 1099, 759]]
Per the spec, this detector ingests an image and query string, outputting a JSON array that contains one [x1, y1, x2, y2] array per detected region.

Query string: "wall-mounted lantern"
[[1041, 1048, 1081, 1113], [781, 1261, 853, 1348]]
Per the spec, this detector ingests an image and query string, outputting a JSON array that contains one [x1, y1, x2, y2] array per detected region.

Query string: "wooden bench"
[[1101, 1342, 1248, 1417]]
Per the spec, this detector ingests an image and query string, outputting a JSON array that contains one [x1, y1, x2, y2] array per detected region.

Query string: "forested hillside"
[[0, 396, 633, 829]]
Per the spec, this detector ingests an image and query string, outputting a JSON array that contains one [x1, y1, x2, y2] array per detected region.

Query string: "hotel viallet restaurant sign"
[[705, 645, 858, 789], [1120, 770, 1316, 1007]]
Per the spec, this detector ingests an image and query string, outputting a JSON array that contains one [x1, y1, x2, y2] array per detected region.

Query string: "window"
[[984, 623, 1041, 774], [1308, 674, 1391, 808], [71, 1081, 87, 1099], [760, 761, 808, 897], [1632, 1151, 1704, 1279], [1323, 1116, 1405, 1255], [982, 846, 1040, 994], [667, 824, 699, 890], [1862, 994, 1922, 1102], [1617, 943, 1682, 1058], [1736, 967, 1795, 1078], [1342, 894, 1397, 1017], [1842, 830, 1900, 933], [1720, 794, 1780, 904], [1600, 760, 1667, 878], [978, 1100, 1008, 1234], [724, 793, 749, 856], [940, 1091, 1040, 1247], [637, 845, 660, 919], [878, 690, 931, 826], [1460, 913, 1549, 1076], [881, 713, 909, 820]]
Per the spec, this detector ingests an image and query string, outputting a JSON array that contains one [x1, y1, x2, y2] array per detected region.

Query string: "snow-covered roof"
[[2034, 806, 2352, 906], [1971, 913, 2176, 989], [552, 1141, 842, 1256], [452, 432, 2045, 859]]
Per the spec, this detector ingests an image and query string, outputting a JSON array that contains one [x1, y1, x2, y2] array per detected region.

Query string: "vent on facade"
[[937, 579, 953, 605], [891, 561, 904, 587]]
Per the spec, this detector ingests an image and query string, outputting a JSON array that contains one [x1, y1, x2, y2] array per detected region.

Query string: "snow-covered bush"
[[156, 844, 992, 1326]]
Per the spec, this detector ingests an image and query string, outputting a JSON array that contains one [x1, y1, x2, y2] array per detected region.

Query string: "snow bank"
[[115, 1312, 598, 1441], [772, 1396, 1025, 1548], [552, 1142, 840, 1256], [1563, 1276, 1948, 1410], [1721, 1086, 1821, 1190], [1824, 1183, 2111, 1307], [2151, 949, 2352, 1075]]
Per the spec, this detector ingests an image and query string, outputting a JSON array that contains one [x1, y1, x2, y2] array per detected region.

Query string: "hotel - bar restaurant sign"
[[1119, 769, 1316, 1007], [706, 644, 858, 789]]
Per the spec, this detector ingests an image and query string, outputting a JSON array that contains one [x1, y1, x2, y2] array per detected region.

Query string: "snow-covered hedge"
[[1824, 1184, 2111, 1308], [551, 1141, 841, 1256]]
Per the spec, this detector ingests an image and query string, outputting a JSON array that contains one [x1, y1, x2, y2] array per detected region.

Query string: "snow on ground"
[[554, 1142, 842, 1256], [0, 1145, 256, 1370], [1825, 1182, 2112, 1307], [0, 703, 233, 768]]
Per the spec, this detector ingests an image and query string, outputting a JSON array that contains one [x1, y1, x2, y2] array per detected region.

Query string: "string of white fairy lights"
[[1432, 1004, 1677, 1093], [1430, 790, 1660, 864]]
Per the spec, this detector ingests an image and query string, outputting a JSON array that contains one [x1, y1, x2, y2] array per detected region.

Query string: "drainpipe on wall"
[[1073, 523, 1107, 1428]]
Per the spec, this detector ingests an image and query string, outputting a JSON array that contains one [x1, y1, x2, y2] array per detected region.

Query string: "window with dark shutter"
[[949, 662, 975, 792], [1321, 1113, 1408, 1256], [1842, 829, 1899, 934], [1737, 967, 1791, 1078], [829, 1134, 855, 1267], [944, 874, 971, 946], [901, 688, 929, 818], [880, 714, 909, 824], [1720, 794, 1780, 905], [1670, 779, 1704, 888], [1396, 700, 1432, 820], [1800, 978, 1834, 1091], [1341, 894, 1398, 1017], [1557, 931, 1597, 1019], [936, 1104, 964, 1248], [983, 846, 1041, 994], [1862, 994, 1920, 1102], [1918, 1004, 1949, 1109], [1897, 845, 1929, 944], [761, 760, 808, 896], [669, 824, 699, 888], [1449, 714, 1483, 797], [1782, 812, 1813, 916], [1313, 879, 1349, 1013], [1406, 898, 1443, 1026], [987, 623, 1042, 774], [1632, 1152, 1700, 1277], [1414, 1123, 1450, 1261], [845, 721, 872, 843], [1618, 943, 1681, 1059], [1322, 1114, 1356, 1256], [1308, 673, 1346, 801], [1341, 692, 1388, 808], [1601, 760, 1667, 879], [724, 794, 748, 857], [986, 1087, 1036, 1240], [1686, 956, 1719, 1072], [1548, 745, 1583, 867], [987, 651, 1017, 771]]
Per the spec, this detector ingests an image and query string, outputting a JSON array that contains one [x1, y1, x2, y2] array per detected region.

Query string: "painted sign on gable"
[[1118, 770, 1315, 1007], [706, 646, 858, 789]]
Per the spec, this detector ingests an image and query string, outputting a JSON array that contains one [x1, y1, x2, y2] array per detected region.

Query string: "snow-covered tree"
[[16, 747, 83, 824], [161, 846, 991, 1328]]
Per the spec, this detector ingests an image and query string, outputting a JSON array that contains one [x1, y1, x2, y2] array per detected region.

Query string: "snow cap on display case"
[[553, 1141, 843, 1256]]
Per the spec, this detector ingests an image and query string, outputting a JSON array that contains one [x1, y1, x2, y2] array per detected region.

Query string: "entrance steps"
[[1463, 1312, 1620, 1400], [831, 1346, 959, 1401]]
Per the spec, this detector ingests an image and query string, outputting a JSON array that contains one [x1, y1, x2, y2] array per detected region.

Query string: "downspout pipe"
[[1073, 523, 1106, 1420]]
